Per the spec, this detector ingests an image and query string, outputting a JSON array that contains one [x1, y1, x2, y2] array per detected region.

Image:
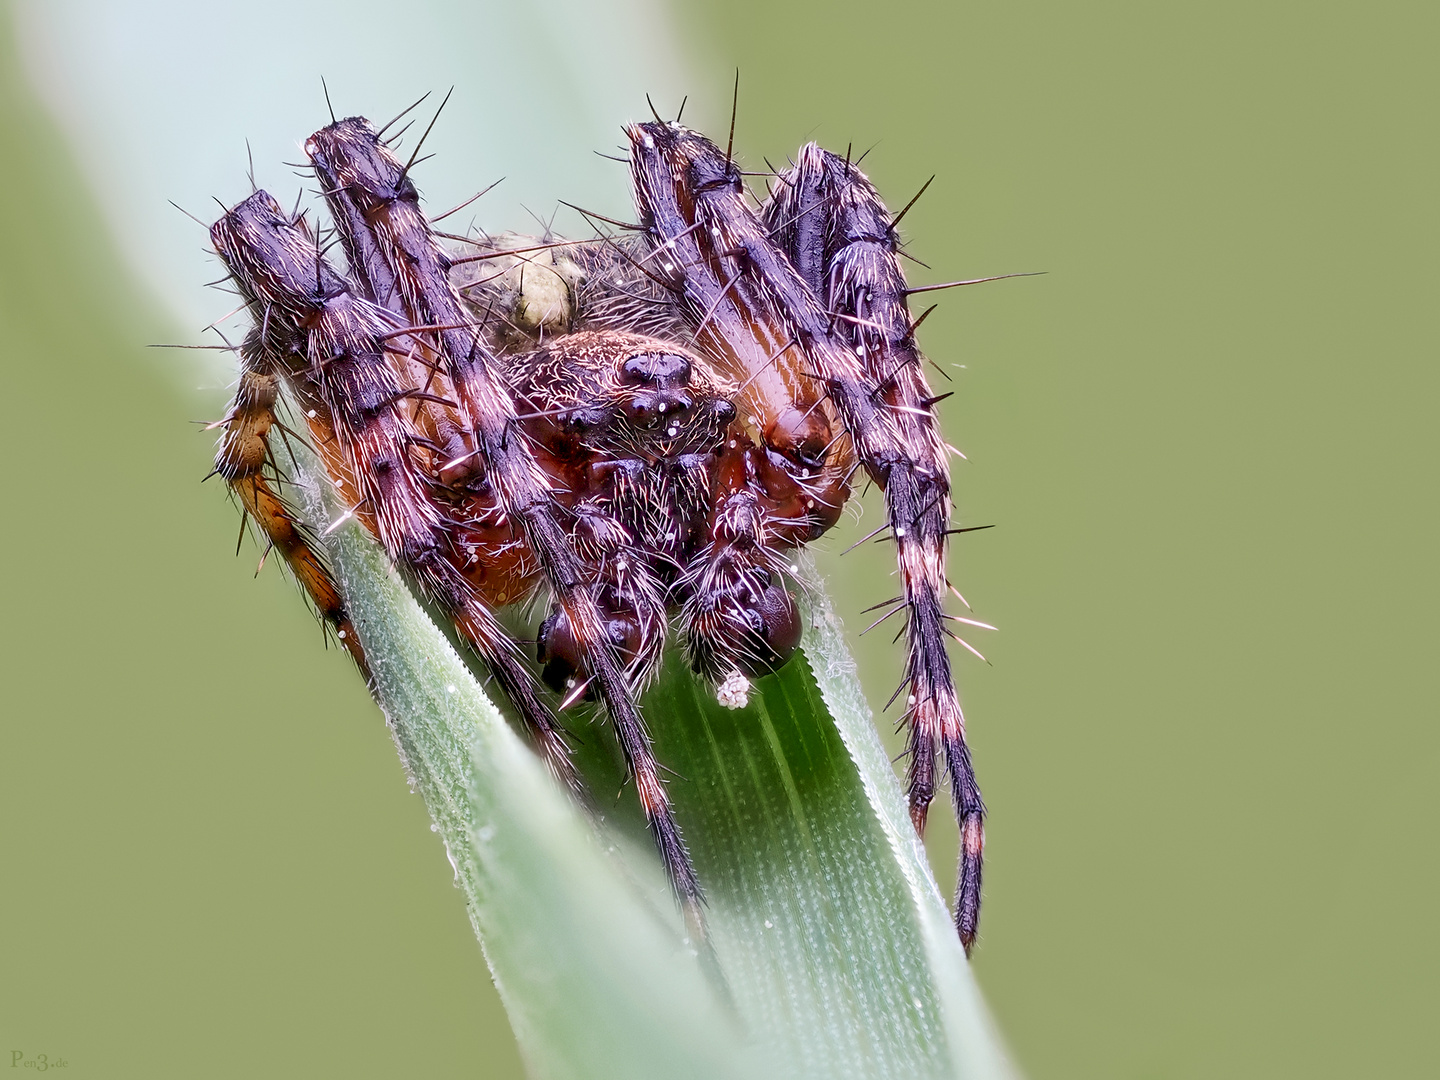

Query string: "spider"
[[208, 99, 1001, 953]]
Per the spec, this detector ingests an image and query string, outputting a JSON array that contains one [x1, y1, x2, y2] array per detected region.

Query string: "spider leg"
[[213, 339, 368, 673], [302, 121, 703, 920], [630, 123, 985, 952], [761, 145, 987, 948], [209, 192, 579, 796]]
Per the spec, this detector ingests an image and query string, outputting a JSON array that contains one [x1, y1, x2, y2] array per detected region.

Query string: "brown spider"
[[209, 101, 999, 952]]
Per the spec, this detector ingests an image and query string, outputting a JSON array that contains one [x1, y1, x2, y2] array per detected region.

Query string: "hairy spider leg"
[[212, 350, 368, 673], [622, 124, 859, 684], [764, 145, 985, 951], [209, 191, 578, 795], [302, 120, 703, 922], [629, 123, 984, 952]]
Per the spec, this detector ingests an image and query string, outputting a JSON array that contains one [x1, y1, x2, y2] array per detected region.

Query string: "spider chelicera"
[[209, 98, 1002, 952]]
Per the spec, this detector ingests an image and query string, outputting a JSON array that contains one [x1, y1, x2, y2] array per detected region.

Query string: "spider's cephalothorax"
[[506, 330, 804, 697], [209, 107, 995, 951]]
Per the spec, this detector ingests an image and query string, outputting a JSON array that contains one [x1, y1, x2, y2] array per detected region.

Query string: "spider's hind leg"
[[765, 144, 988, 951]]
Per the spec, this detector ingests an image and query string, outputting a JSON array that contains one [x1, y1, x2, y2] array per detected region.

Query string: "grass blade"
[[289, 438, 1018, 1079]]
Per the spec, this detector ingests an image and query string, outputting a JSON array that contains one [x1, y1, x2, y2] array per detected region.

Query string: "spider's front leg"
[[209, 192, 578, 794], [302, 120, 703, 923], [630, 123, 987, 951]]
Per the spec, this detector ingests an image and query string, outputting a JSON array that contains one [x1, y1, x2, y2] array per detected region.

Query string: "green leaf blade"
[[293, 443, 1017, 1079]]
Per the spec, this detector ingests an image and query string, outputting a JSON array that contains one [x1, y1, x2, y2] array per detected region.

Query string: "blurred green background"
[[2, 1, 1435, 1078]]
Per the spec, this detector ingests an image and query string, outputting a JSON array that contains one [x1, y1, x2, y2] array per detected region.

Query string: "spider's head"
[[520, 331, 734, 456]]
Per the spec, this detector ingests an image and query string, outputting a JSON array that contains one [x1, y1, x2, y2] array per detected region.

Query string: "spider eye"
[[560, 405, 612, 431], [623, 389, 694, 429], [622, 351, 692, 387]]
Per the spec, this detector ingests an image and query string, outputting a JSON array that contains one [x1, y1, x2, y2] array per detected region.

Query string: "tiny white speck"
[[337, 629, 346, 639], [642, 133, 654, 149], [764, 919, 773, 929], [789, 563, 799, 573], [907, 694, 917, 705], [856, 346, 865, 356], [446, 684, 457, 694], [565, 678, 576, 689], [477, 824, 495, 843], [307, 409, 317, 418], [715, 670, 750, 710], [895, 526, 907, 538], [663, 262, 675, 273]]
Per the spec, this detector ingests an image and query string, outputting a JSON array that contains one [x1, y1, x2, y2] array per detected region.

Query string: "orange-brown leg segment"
[[629, 123, 985, 952], [213, 357, 369, 674]]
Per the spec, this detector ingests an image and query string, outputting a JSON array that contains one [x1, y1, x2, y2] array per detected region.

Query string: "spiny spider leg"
[[301, 119, 704, 924], [209, 192, 579, 796], [213, 347, 369, 674], [764, 145, 985, 950], [628, 122, 985, 951]]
